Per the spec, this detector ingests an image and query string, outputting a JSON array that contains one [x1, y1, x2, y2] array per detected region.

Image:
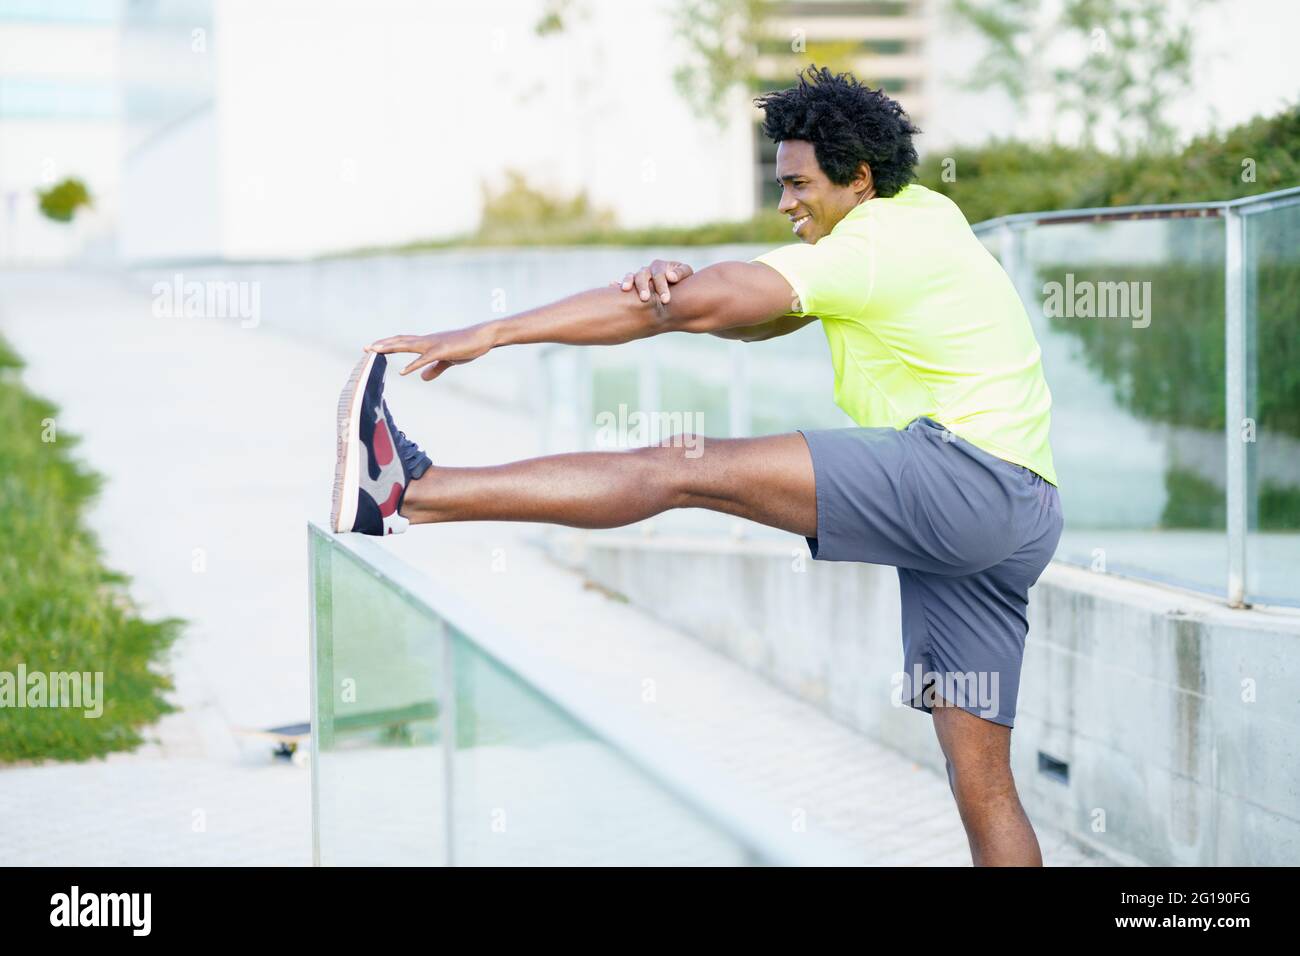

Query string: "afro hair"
[[755, 65, 921, 198]]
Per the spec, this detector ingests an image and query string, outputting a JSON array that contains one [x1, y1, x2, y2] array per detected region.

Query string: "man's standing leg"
[[932, 701, 1042, 866]]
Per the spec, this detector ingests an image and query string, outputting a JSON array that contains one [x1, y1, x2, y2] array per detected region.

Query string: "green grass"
[[0, 336, 181, 763]]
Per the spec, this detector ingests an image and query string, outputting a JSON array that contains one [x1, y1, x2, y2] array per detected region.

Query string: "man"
[[333, 66, 1063, 866]]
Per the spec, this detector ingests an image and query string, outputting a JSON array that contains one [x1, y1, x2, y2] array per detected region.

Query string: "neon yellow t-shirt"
[[751, 182, 1058, 486]]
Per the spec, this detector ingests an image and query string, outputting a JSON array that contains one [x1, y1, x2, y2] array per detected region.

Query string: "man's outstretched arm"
[[367, 262, 800, 381], [615, 257, 815, 343]]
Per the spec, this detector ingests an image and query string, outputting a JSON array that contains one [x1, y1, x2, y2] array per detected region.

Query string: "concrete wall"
[[1019, 564, 1300, 866], [547, 530, 1300, 865], [124, 243, 771, 411]]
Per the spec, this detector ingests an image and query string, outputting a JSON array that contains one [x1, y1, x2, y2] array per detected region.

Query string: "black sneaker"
[[331, 352, 431, 535]]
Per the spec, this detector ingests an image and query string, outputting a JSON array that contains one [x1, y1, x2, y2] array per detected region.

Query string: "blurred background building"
[[2, 0, 1296, 264], [0, 0, 121, 262]]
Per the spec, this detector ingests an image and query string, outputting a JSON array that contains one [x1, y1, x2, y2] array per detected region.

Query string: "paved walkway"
[[0, 272, 1110, 866]]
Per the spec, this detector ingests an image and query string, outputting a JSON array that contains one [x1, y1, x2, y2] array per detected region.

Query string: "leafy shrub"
[[918, 105, 1300, 221], [36, 178, 93, 223]]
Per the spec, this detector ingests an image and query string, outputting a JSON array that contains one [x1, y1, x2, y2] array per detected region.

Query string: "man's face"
[[774, 139, 873, 244]]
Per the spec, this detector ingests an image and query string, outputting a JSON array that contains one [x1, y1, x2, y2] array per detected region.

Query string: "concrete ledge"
[[547, 528, 1300, 865]]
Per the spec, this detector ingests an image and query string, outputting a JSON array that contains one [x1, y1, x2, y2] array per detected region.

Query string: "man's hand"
[[365, 323, 496, 381], [611, 259, 693, 304]]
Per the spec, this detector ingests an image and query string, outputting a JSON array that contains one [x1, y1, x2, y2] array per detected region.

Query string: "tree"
[[534, 0, 584, 36], [671, 0, 769, 126], [950, 0, 1217, 150], [36, 178, 93, 223]]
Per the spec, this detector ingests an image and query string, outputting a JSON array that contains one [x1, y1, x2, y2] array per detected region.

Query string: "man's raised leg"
[[399, 433, 818, 537]]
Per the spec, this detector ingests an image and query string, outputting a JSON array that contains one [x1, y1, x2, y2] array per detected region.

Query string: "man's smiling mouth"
[[791, 215, 812, 234]]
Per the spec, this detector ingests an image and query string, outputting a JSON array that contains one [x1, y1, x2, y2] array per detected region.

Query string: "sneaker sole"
[[331, 351, 377, 533]]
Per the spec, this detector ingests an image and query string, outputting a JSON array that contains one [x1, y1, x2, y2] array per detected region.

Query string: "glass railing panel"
[[312, 525, 848, 865], [975, 225, 1005, 263], [590, 361, 642, 440], [311, 529, 446, 865], [446, 629, 753, 865], [1008, 216, 1228, 594], [656, 339, 734, 438], [587, 334, 735, 439], [531, 192, 1300, 599], [1244, 200, 1300, 605], [747, 320, 853, 434], [543, 330, 845, 538]]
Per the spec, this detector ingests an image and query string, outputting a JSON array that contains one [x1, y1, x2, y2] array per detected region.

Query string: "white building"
[[0, 0, 122, 264], [9, 0, 1296, 264], [122, 0, 759, 262]]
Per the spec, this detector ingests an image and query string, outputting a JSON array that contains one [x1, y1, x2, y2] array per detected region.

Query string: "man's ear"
[[855, 162, 875, 196]]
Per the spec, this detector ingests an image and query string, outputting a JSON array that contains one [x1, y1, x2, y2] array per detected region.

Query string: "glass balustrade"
[[536, 188, 1300, 606], [309, 523, 854, 866]]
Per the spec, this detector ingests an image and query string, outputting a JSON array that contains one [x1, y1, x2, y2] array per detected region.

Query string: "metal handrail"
[[970, 184, 1300, 233], [308, 520, 860, 867]]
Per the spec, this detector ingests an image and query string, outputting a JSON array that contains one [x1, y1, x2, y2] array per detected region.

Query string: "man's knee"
[[627, 437, 694, 507], [635, 432, 715, 490], [654, 431, 708, 461], [932, 703, 1014, 793]]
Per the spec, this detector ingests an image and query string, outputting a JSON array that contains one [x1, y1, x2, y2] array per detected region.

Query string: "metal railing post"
[[638, 342, 661, 443], [1000, 221, 1032, 306], [576, 348, 593, 451], [999, 221, 1017, 276], [729, 341, 751, 438], [1224, 207, 1248, 607], [308, 528, 323, 867], [439, 619, 457, 866], [538, 351, 554, 457]]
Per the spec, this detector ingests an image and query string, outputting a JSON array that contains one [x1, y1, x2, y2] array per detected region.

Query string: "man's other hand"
[[611, 259, 694, 304]]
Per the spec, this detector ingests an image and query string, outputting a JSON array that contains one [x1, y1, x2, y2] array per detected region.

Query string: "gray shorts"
[[796, 416, 1063, 728]]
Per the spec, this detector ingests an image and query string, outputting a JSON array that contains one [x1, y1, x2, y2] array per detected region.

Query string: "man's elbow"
[[660, 261, 787, 335], [671, 305, 774, 338], [707, 325, 757, 342], [660, 289, 753, 336]]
